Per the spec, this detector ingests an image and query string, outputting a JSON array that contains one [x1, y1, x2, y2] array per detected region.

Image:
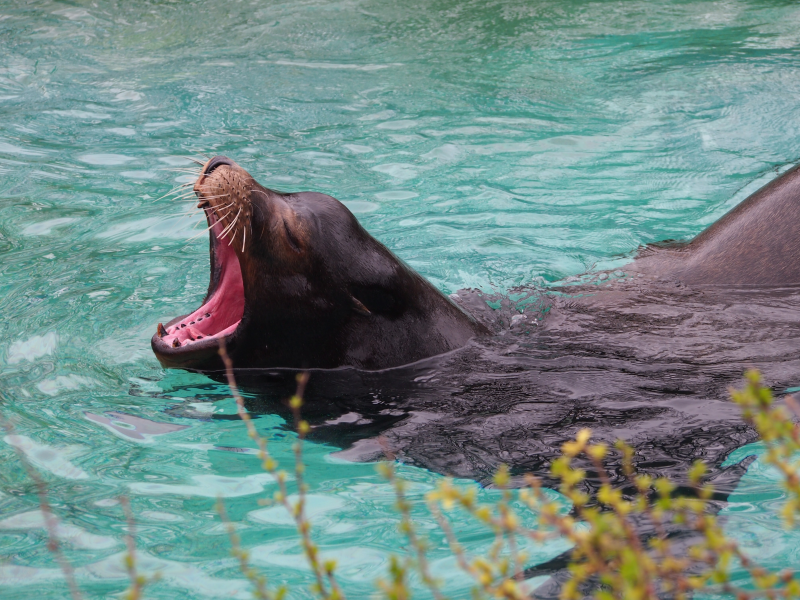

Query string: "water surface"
[[3, 1, 800, 597]]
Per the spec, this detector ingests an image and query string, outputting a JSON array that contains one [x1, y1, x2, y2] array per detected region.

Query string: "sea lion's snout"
[[202, 155, 237, 175], [193, 157, 255, 251]]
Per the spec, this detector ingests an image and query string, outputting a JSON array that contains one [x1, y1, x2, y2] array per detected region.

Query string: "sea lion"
[[629, 162, 800, 285], [152, 157, 800, 371], [149, 158, 800, 594], [151, 156, 487, 371]]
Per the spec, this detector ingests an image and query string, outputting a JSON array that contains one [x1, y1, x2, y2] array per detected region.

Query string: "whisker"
[[171, 192, 199, 201], [184, 220, 220, 243], [228, 228, 238, 246], [210, 209, 233, 226], [218, 208, 242, 240], [172, 196, 203, 206], [179, 202, 213, 217], [226, 211, 242, 239], [217, 218, 238, 241], [165, 211, 204, 219], [156, 185, 194, 201], [165, 173, 201, 180], [157, 182, 193, 195], [242, 226, 246, 252], [190, 216, 213, 231], [190, 202, 234, 220], [183, 216, 207, 228], [196, 204, 233, 222], [182, 156, 205, 166]]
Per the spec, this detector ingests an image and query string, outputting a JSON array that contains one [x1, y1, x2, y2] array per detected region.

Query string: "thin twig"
[[216, 497, 273, 599], [217, 341, 345, 600], [2, 421, 83, 600], [119, 496, 145, 600]]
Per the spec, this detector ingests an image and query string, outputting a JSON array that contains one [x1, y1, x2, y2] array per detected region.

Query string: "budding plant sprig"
[[515, 426, 800, 600], [419, 451, 590, 599], [386, 371, 800, 600], [11, 362, 800, 600], [377, 554, 413, 600], [731, 369, 800, 524], [217, 341, 345, 600], [376, 461, 446, 600], [542, 429, 695, 600], [421, 468, 534, 600], [119, 496, 160, 600], [216, 496, 280, 600], [2, 419, 84, 600], [492, 465, 526, 583]]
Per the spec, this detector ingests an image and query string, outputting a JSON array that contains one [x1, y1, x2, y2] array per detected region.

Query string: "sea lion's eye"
[[283, 219, 302, 252], [350, 285, 399, 316]]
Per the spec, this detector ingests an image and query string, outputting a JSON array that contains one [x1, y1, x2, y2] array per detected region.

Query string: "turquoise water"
[[3, 0, 800, 597]]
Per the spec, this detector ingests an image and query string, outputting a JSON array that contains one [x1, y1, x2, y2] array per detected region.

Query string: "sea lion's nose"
[[195, 156, 239, 197], [203, 155, 236, 175]]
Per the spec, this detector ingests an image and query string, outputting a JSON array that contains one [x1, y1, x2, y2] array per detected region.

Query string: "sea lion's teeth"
[[157, 323, 167, 338], [172, 338, 181, 348]]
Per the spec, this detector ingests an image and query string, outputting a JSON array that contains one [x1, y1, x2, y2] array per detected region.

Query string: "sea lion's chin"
[[151, 209, 245, 369]]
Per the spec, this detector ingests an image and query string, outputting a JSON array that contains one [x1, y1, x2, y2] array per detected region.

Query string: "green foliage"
[[9, 364, 800, 599], [235, 367, 800, 600], [375, 370, 800, 600], [373, 370, 800, 599], [732, 370, 800, 525]]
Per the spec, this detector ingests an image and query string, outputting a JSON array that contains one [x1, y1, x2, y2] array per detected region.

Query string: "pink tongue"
[[185, 326, 204, 341]]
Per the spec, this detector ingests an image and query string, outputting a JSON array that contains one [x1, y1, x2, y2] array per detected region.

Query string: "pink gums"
[[161, 211, 245, 348]]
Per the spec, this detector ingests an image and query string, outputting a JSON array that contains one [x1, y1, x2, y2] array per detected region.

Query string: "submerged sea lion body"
[[151, 156, 486, 371]]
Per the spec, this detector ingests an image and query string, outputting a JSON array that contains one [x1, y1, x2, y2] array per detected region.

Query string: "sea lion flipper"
[[633, 163, 800, 286]]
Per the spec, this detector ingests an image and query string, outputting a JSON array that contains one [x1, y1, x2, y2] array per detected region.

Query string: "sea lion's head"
[[151, 156, 485, 371]]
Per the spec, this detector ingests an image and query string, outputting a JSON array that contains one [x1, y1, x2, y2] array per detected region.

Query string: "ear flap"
[[349, 285, 399, 316], [350, 294, 371, 316]]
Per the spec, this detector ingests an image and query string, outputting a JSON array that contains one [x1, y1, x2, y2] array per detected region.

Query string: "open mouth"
[[157, 209, 245, 350]]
